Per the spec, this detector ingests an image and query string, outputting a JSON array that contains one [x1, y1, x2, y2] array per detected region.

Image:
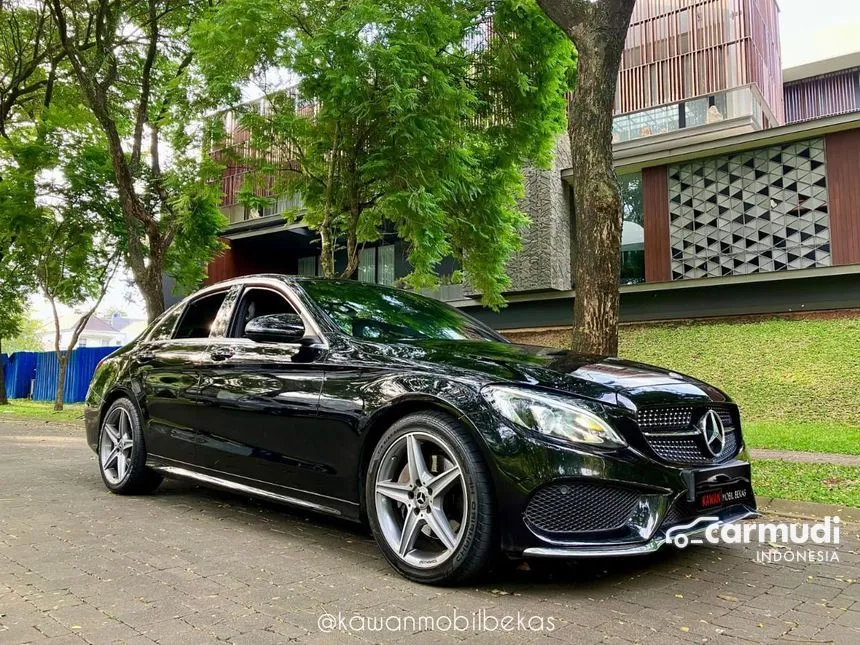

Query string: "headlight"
[[482, 385, 627, 448]]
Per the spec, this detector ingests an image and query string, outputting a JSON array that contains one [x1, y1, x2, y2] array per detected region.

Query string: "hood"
[[368, 339, 728, 410]]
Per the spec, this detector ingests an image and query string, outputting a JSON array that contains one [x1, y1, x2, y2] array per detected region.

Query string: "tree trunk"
[[537, 0, 635, 356], [54, 351, 68, 411], [567, 30, 623, 356], [139, 268, 166, 321], [0, 338, 8, 406]]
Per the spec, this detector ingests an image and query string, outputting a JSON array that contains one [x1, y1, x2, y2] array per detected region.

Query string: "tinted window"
[[301, 280, 505, 343], [231, 288, 297, 338], [147, 307, 182, 341], [174, 291, 228, 339]]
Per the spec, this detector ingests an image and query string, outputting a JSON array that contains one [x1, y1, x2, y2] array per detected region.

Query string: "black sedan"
[[85, 276, 757, 585]]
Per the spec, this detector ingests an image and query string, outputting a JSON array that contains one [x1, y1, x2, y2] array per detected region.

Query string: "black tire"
[[97, 397, 162, 495], [365, 411, 496, 585]]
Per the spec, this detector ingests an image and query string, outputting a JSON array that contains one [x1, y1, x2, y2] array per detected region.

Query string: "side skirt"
[[149, 460, 354, 519]]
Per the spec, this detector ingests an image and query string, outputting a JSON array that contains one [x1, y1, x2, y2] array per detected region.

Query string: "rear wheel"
[[98, 398, 162, 495], [366, 412, 495, 585]]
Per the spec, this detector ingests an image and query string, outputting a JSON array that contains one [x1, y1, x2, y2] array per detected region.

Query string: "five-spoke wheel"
[[99, 406, 135, 485], [366, 412, 495, 584], [98, 398, 162, 494], [375, 431, 467, 568]]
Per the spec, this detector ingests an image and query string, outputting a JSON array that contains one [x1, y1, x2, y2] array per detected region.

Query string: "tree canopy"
[[45, 0, 226, 320], [1, 1, 229, 322], [193, 0, 576, 307]]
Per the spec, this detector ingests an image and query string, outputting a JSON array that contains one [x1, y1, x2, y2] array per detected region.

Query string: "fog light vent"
[[524, 482, 642, 534]]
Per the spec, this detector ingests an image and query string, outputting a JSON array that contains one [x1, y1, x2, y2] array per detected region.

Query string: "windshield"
[[300, 280, 506, 343]]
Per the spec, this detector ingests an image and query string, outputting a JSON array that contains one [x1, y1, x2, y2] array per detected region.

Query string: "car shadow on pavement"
[[134, 476, 693, 591]]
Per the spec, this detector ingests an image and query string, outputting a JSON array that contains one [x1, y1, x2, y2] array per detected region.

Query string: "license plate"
[[696, 484, 752, 511], [686, 462, 753, 510]]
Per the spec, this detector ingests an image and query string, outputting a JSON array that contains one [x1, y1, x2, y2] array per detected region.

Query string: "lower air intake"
[[524, 482, 642, 534]]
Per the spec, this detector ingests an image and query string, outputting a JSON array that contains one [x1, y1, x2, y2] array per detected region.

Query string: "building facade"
[[205, 1, 860, 330]]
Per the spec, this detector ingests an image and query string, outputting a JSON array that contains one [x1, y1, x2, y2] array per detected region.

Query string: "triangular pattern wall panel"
[[668, 138, 832, 280]]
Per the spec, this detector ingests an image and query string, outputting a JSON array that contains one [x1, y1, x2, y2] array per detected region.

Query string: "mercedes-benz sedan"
[[85, 276, 756, 585]]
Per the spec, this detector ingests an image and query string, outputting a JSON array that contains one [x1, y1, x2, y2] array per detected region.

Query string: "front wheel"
[[365, 412, 495, 585], [98, 398, 162, 495]]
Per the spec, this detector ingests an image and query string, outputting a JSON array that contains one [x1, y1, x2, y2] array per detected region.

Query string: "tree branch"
[[131, 0, 159, 170]]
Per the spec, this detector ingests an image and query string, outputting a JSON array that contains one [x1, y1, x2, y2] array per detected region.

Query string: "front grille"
[[524, 482, 641, 534], [638, 406, 733, 431], [637, 404, 740, 465], [647, 431, 738, 464]]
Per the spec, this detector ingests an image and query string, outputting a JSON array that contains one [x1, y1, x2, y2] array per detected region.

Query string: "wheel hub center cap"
[[414, 487, 430, 509]]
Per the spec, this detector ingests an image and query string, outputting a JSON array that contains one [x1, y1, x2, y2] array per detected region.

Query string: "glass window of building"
[[298, 256, 317, 277], [618, 172, 644, 284], [261, 193, 304, 218], [358, 247, 377, 283], [378, 245, 395, 286]]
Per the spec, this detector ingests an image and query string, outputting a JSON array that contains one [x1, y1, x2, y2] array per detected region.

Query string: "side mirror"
[[245, 313, 306, 343]]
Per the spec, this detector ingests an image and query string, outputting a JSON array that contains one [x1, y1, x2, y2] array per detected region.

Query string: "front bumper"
[[523, 504, 758, 558], [486, 419, 756, 556], [84, 405, 101, 452]]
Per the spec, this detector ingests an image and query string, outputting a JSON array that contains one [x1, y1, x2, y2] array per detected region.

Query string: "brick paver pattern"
[[0, 420, 857, 644]]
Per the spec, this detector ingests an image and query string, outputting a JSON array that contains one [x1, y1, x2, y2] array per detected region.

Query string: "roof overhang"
[[221, 215, 314, 241], [450, 264, 860, 310], [783, 52, 860, 83], [561, 110, 860, 182]]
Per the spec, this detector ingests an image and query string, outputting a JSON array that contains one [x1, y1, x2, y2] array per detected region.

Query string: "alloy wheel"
[[99, 407, 135, 485], [374, 431, 468, 568]]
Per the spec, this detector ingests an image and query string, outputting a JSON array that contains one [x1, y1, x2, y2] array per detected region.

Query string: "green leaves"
[[194, 0, 575, 307]]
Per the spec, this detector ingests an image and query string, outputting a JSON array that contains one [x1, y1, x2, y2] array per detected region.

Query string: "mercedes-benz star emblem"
[[698, 409, 726, 457]]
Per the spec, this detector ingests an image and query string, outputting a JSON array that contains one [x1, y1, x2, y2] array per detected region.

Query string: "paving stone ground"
[[0, 419, 857, 644], [750, 449, 860, 467]]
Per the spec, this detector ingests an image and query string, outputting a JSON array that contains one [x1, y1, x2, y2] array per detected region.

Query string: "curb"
[[755, 495, 860, 524]]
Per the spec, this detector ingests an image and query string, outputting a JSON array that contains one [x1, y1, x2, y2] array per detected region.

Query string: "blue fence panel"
[[2, 352, 38, 399], [65, 347, 115, 403], [31, 351, 60, 402], [31, 346, 117, 403]]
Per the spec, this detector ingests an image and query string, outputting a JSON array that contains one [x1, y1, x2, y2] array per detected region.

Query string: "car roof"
[[203, 274, 397, 290]]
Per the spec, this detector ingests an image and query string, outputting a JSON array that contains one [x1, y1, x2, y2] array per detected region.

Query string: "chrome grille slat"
[[636, 404, 740, 465]]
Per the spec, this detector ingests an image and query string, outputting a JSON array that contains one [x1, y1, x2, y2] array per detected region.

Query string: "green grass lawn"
[[0, 399, 84, 423], [619, 316, 860, 427], [744, 421, 860, 455], [619, 316, 860, 456], [513, 316, 860, 456], [753, 459, 860, 507]]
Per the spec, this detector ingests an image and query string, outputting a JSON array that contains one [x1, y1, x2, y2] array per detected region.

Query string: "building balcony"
[[611, 85, 774, 146]]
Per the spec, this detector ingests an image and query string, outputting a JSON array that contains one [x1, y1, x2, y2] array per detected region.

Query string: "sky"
[[27, 0, 860, 329], [778, 0, 860, 68]]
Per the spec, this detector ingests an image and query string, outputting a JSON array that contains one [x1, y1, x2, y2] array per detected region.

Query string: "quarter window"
[[147, 306, 183, 341]]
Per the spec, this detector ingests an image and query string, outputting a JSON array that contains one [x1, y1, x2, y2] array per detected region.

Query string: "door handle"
[[210, 347, 235, 362], [137, 350, 156, 364]]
